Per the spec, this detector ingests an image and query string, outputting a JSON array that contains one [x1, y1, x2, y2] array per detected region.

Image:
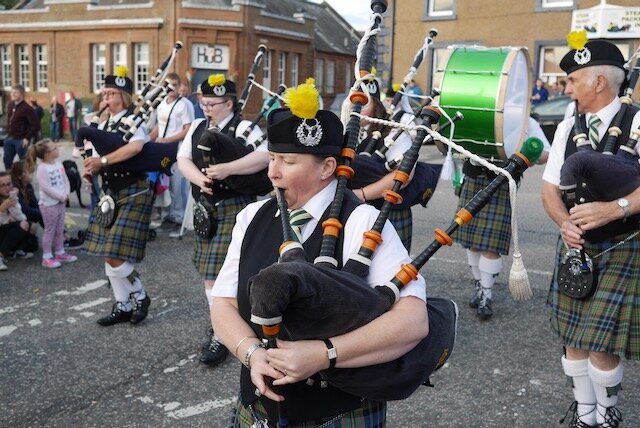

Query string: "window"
[[262, 50, 272, 99], [430, 47, 450, 91], [35, 44, 48, 92], [344, 62, 352, 92], [426, 0, 454, 17], [0, 45, 11, 90], [540, 0, 574, 8], [314, 59, 324, 93], [325, 60, 335, 94], [277, 52, 286, 86], [291, 53, 299, 86], [92, 44, 106, 93], [538, 45, 570, 82], [17, 45, 29, 90], [112, 43, 127, 72], [134, 43, 149, 93]]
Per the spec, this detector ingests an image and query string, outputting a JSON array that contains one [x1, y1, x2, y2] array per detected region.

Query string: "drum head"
[[435, 46, 531, 160]]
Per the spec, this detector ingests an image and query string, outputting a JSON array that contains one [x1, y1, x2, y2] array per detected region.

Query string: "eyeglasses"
[[200, 100, 227, 110], [102, 90, 120, 98]]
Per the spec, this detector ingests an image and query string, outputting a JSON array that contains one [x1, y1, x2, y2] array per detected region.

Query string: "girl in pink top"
[[26, 139, 77, 268]]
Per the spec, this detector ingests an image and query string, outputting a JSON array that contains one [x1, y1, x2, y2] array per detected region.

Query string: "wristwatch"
[[100, 156, 108, 166], [323, 338, 337, 369], [617, 198, 630, 219]]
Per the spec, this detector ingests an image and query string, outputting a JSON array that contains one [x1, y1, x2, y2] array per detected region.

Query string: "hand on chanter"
[[204, 163, 232, 181], [569, 201, 620, 233], [267, 339, 329, 387], [249, 347, 285, 402]]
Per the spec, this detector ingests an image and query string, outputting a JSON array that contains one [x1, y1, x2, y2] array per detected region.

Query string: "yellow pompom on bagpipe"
[[284, 78, 320, 119], [567, 29, 588, 51], [208, 73, 226, 87]]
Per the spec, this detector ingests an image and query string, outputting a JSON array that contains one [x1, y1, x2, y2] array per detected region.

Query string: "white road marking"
[[166, 398, 236, 419], [70, 298, 112, 311], [0, 325, 18, 337], [28, 319, 42, 326], [54, 280, 107, 296]]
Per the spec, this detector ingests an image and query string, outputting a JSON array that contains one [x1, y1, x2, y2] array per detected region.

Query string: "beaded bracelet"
[[244, 342, 265, 369]]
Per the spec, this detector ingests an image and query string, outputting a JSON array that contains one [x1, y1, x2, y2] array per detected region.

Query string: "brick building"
[[0, 0, 360, 119], [379, 0, 639, 98]]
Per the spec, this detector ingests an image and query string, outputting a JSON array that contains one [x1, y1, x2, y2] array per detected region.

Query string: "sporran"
[[193, 197, 217, 239], [95, 194, 118, 228], [557, 248, 596, 299]]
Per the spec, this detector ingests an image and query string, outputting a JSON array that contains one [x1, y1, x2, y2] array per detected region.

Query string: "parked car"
[[531, 95, 573, 142]]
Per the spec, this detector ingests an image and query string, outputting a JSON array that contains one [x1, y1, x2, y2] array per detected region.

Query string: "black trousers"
[[0, 222, 30, 256]]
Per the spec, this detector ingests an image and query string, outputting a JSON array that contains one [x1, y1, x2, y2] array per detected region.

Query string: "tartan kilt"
[[455, 174, 511, 255], [387, 207, 413, 252], [233, 396, 386, 427], [83, 179, 153, 263], [193, 195, 255, 280], [547, 234, 640, 360]]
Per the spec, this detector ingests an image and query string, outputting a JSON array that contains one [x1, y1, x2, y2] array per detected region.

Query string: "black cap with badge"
[[267, 78, 343, 156], [104, 65, 133, 95], [560, 30, 625, 75]]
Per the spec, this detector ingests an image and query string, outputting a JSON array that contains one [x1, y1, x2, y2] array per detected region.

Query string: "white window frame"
[[262, 50, 272, 99], [325, 60, 335, 94], [427, 0, 454, 17], [17, 44, 30, 90], [92, 43, 106, 93], [291, 53, 299, 86], [1, 45, 12, 90], [134, 43, 149, 93], [35, 44, 48, 92], [541, 0, 574, 8], [314, 59, 324, 93], [277, 52, 286, 86], [112, 43, 127, 73]]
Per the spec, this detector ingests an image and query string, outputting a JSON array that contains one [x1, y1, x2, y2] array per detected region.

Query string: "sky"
[[315, 0, 372, 31]]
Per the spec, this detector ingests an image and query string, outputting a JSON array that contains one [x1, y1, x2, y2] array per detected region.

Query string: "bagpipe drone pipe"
[[75, 43, 184, 175], [559, 54, 640, 242]]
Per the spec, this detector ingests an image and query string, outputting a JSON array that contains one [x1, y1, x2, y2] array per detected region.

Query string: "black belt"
[[101, 169, 147, 194]]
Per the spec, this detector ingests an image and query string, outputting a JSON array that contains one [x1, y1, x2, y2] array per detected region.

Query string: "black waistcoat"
[[237, 191, 364, 423], [565, 105, 640, 242]]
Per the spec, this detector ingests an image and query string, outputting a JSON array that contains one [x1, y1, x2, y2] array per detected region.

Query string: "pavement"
[[0, 141, 639, 427]]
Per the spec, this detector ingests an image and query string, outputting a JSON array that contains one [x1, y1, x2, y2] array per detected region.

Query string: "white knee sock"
[[105, 262, 140, 310], [562, 356, 596, 425], [466, 249, 481, 280], [478, 255, 502, 300], [588, 359, 623, 425]]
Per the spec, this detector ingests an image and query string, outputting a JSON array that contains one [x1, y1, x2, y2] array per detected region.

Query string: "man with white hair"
[[542, 34, 640, 427]]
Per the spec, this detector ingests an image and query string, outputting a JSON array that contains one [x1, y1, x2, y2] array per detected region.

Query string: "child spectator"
[[0, 172, 38, 271], [26, 139, 77, 268], [10, 160, 43, 227]]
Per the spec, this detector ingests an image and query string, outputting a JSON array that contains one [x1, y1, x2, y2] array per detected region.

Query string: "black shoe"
[[159, 219, 178, 230], [97, 304, 132, 326], [200, 334, 229, 366], [560, 401, 597, 428], [477, 293, 493, 320], [130, 294, 151, 324], [468, 280, 482, 308], [598, 405, 622, 428], [64, 236, 84, 250]]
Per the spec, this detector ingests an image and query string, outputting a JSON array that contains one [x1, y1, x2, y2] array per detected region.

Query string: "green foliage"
[[0, 0, 21, 10]]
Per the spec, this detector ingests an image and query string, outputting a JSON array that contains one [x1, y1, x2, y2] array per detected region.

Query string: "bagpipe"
[[75, 42, 184, 175], [559, 51, 640, 243]]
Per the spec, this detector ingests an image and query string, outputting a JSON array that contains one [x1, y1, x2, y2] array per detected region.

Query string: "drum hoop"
[[495, 47, 531, 159]]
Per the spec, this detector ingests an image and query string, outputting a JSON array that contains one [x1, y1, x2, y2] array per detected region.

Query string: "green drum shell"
[[437, 47, 529, 160]]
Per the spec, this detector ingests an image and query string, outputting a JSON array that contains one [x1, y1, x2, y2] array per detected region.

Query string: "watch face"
[[619, 198, 629, 208]]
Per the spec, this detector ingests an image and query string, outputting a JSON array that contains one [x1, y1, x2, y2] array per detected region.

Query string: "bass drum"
[[434, 46, 531, 160]]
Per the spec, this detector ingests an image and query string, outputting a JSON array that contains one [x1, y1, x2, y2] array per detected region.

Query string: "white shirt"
[[213, 179, 427, 302], [155, 96, 194, 143], [543, 97, 640, 186], [177, 115, 266, 160]]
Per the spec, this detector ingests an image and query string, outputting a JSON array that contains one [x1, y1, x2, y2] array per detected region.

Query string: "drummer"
[[457, 116, 549, 320], [211, 79, 427, 426]]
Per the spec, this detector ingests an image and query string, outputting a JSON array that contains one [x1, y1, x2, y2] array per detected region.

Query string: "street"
[[1, 141, 639, 427]]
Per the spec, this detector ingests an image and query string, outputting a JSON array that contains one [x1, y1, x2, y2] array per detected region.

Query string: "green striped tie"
[[288, 208, 313, 243], [588, 114, 601, 149]]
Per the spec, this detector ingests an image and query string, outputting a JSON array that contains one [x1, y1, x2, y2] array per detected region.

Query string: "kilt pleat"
[[193, 195, 255, 280], [234, 397, 386, 427], [83, 179, 153, 263], [455, 174, 511, 255], [547, 234, 640, 360], [387, 208, 412, 252]]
